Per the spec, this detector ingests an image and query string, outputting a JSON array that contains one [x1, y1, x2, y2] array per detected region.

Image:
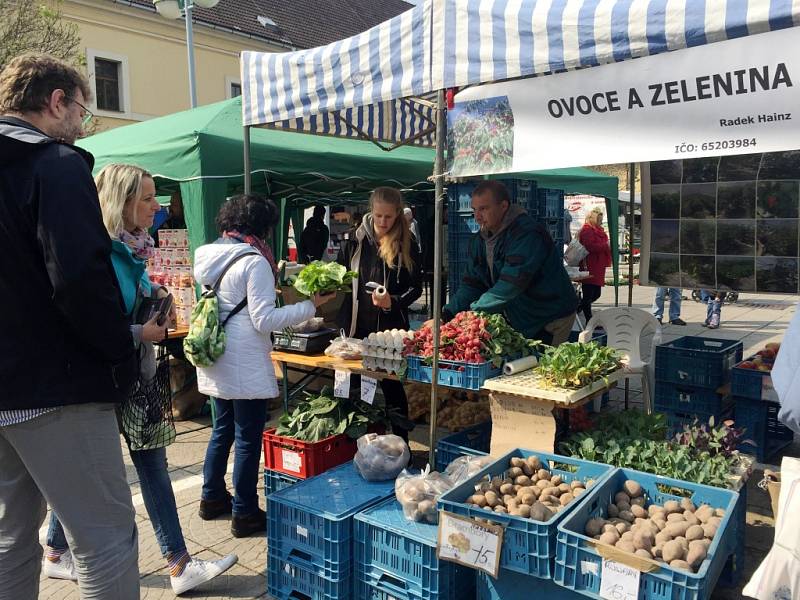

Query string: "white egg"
[[376, 332, 386, 346], [368, 332, 377, 343]]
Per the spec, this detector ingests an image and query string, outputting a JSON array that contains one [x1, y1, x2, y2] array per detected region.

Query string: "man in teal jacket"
[[444, 181, 577, 346]]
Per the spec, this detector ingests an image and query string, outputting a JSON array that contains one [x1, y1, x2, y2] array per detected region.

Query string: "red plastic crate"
[[263, 429, 357, 479]]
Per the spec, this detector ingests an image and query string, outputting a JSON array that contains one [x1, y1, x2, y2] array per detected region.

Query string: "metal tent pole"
[[625, 162, 636, 410], [244, 126, 252, 194], [428, 89, 446, 468]]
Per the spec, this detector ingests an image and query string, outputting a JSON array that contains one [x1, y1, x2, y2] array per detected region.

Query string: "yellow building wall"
[[63, 0, 287, 132]]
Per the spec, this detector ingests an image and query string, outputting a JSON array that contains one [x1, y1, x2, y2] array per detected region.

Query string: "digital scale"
[[272, 328, 338, 354]]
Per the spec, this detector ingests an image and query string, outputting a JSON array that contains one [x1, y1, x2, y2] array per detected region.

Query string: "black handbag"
[[120, 344, 176, 450]]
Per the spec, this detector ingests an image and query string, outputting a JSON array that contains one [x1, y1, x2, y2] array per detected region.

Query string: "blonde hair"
[[95, 163, 152, 237], [585, 207, 604, 225], [370, 187, 413, 271]]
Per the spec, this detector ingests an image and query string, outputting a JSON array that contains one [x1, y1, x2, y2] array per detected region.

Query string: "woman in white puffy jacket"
[[193, 194, 329, 538]]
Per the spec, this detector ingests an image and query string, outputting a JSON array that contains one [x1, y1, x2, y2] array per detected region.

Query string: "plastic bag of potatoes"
[[353, 433, 410, 482], [395, 466, 454, 524]]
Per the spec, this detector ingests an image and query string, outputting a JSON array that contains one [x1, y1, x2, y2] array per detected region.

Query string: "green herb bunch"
[[535, 341, 623, 389], [292, 261, 357, 298]]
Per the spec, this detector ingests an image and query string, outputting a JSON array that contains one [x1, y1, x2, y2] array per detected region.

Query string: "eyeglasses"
[[65, 96, 94, 126]]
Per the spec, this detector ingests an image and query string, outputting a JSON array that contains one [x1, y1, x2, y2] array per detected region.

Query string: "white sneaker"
[[170, 555, 238, 595], [42, 550, 78, 581]]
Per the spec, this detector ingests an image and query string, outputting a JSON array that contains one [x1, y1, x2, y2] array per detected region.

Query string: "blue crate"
[[655, 336, 743, 390], [513, 179, 538, 212], [537, 188, 565, 219], [435, 421, 492, 472], [478, 568, 584, 600], [353, 498, 476, 600], [267, 462, 395, 581], [734, 396, 794, 462], [448, 179, 534, 213], [654, 381, 733, 416], [718, 483, 747, 588], [731, 359, 778, 401], [554, 467, 739, 600], [406, 355, 502, 391], [437, 449, 613, 578], [268, 555, 351, 600], [265, 469, 300, 497]]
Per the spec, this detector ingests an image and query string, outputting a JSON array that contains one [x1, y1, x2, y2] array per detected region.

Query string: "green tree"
[[0, 0, 81, 71]]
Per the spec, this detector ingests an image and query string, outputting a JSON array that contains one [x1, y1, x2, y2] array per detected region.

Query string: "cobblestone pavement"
[[36, 286, 798, 599]]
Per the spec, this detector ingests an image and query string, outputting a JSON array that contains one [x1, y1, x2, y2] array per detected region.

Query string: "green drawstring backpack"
[[183, 252, 258, 367]]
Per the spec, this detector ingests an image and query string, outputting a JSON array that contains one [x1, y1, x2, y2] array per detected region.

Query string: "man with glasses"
[[0, 53, 139, 599]]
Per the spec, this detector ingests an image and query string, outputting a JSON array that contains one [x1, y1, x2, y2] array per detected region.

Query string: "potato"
[[670, 560, 692, 571], [573, 487, 586, 498], [623, 480, 643, 498], [500, 483, 514, 495], [527, 456, 542, 471], [537, 469, 551, 481], [620, 531, 634, 542], [494, 505, 508, 514], [615, 492, 631, 506], [635, 549, 653, 559], [619, 510, 635, 524], [585, 518, 606, 537], [695, 505, 714, 523], [686, 544, 708, 568], [633, 530, 654, 551], [509, 466, 524, 478], [541, 487, 561, 499], [472, 494, 487, 507], [702, 523, 718, 539], [631, 504, 647, 519], [482, 505, 494, 512], [556, 483, 569, 495], [652, 544, 662, 559], [675, 536, 689, 551], [599, 531, 620, 545], [606, 504, 620, 519], [503, 494, 515, 505], [683, 511, 700, 526], [648, 505, 666, 519], [714, 508, 726, 518], [515, 475, 532, 487], [667, 512, 686, 523], [571, 480, 585, 491], [655, 531, 673, 546], [615, 541, 636, 554], [491, 476, 504, 488], [707, 516, 722, 529], [521, 462, 534, 477], [616, 502, 632, 513], [631, 496, 647, 508], [536, 480, 551, 490], [681, 498, 697, 513], [662, 540, 685, 563], [510, 457, 526, 469], [531, 502, 553, 522], [484, 491, 499, 508], [505, 498, 519, 510], [560, 493, 574, 507], [685, 525, 704, 542], [663, 500, 681, 514], [516, 504, 531, 518], [418, 499, 435, 515], [615, 522, 629, 535], [653, 518, 667, 532], [550, 475, 564, 487], [665, 522, 691, 538]]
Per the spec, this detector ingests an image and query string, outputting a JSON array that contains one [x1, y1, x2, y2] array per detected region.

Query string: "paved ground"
[[38, 285, 799, 599]]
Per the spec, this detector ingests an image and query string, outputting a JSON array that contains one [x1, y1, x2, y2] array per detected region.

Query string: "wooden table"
[[271, 351, 368, 411], [167, 326, 189, 340]]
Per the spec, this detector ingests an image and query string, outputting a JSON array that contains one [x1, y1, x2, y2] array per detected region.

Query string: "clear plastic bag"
[[353, 433, 410, 481], [443, 454, 495, 487], [394, 465, 454, 524], [287, 317, 325, 334], [324, 333, 364, 359]]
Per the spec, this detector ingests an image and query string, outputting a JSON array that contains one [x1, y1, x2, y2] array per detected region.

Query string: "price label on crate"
[[361, 376, 378, 405], [281, 449, 302, 474], [437, 511, 504, 578], [600, 559, 640, 600], [334, 370, 350, 398]]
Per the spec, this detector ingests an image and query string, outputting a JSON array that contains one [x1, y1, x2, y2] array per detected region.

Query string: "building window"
[[94, 58, 121, 111], [230, 82, 242, 97]]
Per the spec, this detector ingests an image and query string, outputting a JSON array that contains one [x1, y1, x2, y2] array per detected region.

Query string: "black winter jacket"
[[0, 117, 137, 410], [336, 214, 422, 338]]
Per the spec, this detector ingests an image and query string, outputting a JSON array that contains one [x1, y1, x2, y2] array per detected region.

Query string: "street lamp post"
[[153, 0, 220, 109]]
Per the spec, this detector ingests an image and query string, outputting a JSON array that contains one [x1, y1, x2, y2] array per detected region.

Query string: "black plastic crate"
[[735, 396, 794, 462], [536, 188, 565, 219], [655, 337, 743, 390], [654, 381, 733, 416]]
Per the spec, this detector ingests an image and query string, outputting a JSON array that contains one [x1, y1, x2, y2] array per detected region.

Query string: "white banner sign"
[[448, 28, 800, 175]]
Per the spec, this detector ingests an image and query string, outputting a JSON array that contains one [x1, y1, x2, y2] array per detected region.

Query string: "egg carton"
[[361, 329, 414, 375]]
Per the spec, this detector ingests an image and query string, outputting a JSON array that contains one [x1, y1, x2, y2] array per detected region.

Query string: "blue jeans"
[[701, 290, 722, 324], [652, 287, 682, 321], [48, 446, 185, 558], [202, 398, 268, 516]]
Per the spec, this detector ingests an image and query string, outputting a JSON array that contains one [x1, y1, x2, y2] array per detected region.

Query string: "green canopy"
[[78, 96, 619, 282]]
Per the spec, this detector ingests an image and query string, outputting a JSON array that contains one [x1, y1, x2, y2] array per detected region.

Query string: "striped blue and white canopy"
[[241, 0, 800, 127]]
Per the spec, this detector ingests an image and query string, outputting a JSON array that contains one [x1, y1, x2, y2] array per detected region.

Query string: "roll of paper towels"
[[503, 355, 538, 375]]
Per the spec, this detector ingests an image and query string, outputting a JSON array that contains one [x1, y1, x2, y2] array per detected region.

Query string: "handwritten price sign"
[[600, 559, 641, 600], [437, 511, 504, 578]]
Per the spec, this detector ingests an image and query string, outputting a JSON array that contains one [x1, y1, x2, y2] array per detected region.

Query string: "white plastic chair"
[[578, 307, 662, 413]]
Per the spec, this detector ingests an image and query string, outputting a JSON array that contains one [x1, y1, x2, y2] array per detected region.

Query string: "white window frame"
[[86, 48, 132, 118], [225, 76, 242, 99]]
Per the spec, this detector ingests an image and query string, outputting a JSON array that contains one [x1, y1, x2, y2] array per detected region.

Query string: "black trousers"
[[380, 379, 410, 443], [578, 283, 602, 322]]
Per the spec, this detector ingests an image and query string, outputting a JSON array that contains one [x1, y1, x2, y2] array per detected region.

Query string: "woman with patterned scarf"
[[42, 164, 238, 594], [193, 194, 331, 538]]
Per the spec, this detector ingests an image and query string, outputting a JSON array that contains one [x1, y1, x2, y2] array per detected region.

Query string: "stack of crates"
[[267, 462, 396, 600], [447, 180, 566, 295], [354, 497, 476, 600], [654, 336, 743, 437]]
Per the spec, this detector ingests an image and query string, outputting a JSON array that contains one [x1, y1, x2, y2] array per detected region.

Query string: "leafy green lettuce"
[[292, 261, 357, 298]]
